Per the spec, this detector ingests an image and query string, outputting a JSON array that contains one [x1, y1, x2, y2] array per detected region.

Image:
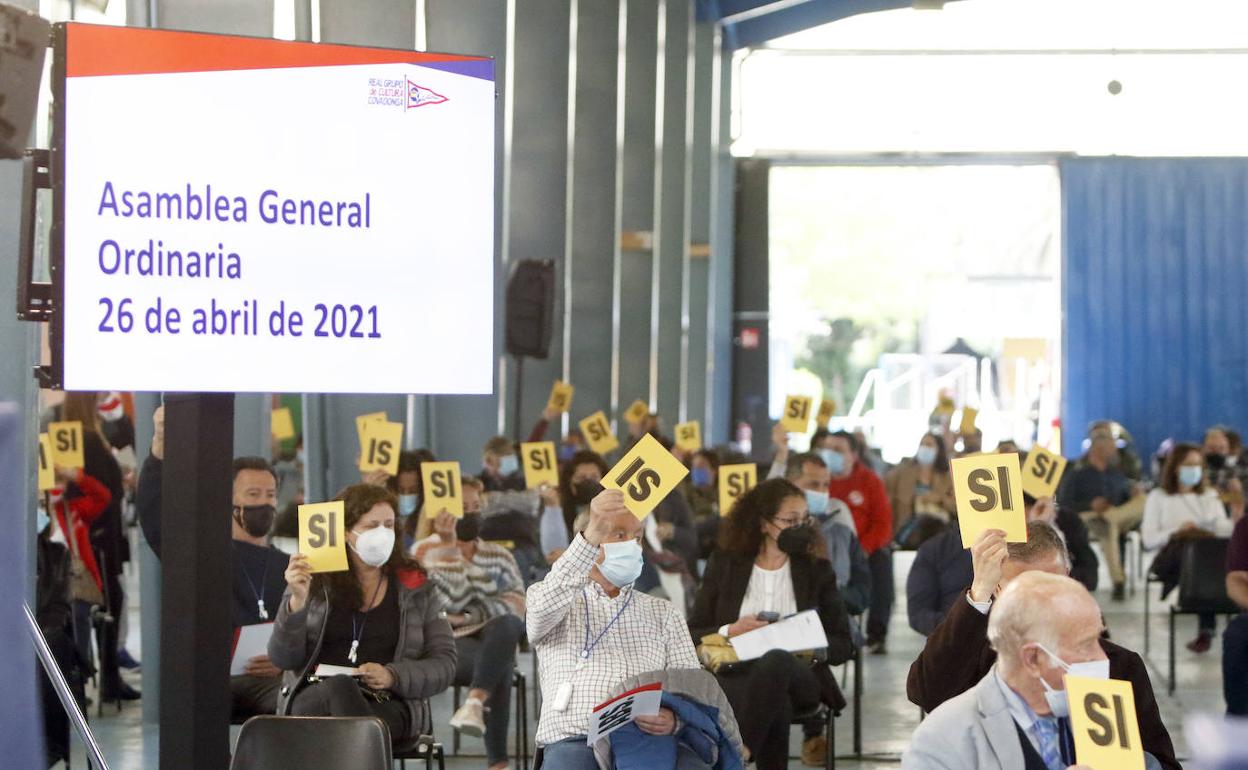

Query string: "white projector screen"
[[58, 23, 495, 394]]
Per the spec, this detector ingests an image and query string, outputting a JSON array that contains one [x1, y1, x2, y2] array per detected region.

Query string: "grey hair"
[[987, 571, 1087, 673], [1007, 521, 1071, 574]]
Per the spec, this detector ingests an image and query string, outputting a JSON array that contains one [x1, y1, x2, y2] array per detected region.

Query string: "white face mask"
[[350, 526, 395, 567], [1033, 642, 1110, 717]]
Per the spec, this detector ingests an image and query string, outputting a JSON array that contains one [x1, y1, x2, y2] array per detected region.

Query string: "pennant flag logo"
[[407, 79, 448, 109]]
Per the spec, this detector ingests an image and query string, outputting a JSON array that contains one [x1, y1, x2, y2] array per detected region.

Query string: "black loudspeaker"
[[0, 3, 50, 160], [505, 259, 555, 359]]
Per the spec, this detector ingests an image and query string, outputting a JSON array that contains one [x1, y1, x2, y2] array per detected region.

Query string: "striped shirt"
[[527, 534, 701, 746], [413, 536, 525, 638]]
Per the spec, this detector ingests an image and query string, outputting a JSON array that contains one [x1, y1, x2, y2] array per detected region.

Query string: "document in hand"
[[230, 623, 275, 676], [586, 682, 663, 745], [314, 664, 360, 678], [728, 609, 828, 661]]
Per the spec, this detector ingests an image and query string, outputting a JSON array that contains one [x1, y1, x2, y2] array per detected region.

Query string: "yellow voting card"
[[816, 399, 836, 428], [604, 434, 690, 519], [718, 463, 758, 516], [1067, 675, 1145, 770], [359, 420, 403, 476], [271, 407, 296, 441], [674, 421, 702, 451], [780, 395, 813, 433], [48, 421, 85, 469], [1020, 445, 1068, 500], [951, 452, 1027, 546], [38, 434, 55, 491], [298, 501, 348, 573], [580, 411, 620, 455], [623, 399, 650, 425], [547, 381, 575, 414], [520, 442, 560, 489], [422, 461, 464, 518]]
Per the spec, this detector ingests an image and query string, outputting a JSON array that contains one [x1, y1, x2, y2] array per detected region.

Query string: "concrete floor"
[[62, 547, 1221, 769]]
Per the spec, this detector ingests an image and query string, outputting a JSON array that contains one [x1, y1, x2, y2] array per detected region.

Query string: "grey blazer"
[[902, 668, 1162, 770], [268, 570, 457, 742]]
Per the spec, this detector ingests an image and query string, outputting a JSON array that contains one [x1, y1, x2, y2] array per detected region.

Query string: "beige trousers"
[[1079, 494, 1146, 585]]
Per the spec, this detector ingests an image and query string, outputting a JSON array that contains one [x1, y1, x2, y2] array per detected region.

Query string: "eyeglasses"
[[771, 515, 809, 529]]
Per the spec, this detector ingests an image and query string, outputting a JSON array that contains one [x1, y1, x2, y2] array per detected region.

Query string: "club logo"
[[367, 75, 449, 110]]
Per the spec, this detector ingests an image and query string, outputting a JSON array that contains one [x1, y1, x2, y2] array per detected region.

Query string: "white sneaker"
[[449, 698, 486, 738]]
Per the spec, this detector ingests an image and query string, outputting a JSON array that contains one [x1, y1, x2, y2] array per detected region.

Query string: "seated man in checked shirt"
[[527, 488, 704, 768]]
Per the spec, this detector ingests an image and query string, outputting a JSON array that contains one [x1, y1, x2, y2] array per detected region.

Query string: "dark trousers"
[[290, 675, 410, 741], [231, 674, 282, 721], [94, 551, 125, 695], [71, 581, 124, 695], [866, 547, 894, 642], [454, 614, 525, 765], [1225, 614, 1248, 716], [716, 650, 821, 770]]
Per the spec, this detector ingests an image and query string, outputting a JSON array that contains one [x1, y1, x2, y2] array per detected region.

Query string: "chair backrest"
[[230, 716, 393, 770], [1177, 537, 1239, 613]]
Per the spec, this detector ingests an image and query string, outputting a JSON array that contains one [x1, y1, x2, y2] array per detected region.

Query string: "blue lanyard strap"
[[581, 586, 634, 659]]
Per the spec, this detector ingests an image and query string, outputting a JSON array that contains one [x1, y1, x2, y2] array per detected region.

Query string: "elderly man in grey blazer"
[[902, 572, 1163, 770]]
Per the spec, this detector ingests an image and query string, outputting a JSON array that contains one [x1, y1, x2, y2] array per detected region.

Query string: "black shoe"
[[867, 639, 887, 655], [101, 682, 141, 702], [1111, 583, 1125, 601]]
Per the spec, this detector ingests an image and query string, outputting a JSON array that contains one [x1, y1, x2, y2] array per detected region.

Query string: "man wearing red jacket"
[[826, 430, 894, 654]]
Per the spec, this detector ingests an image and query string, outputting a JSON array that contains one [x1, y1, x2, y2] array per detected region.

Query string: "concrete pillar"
[[504, 0, 571, 441], [617, 0, 659, 429], [424, 0, 509, 465], [132, 392, 161, 724], [684, 19, 714, 434], [564, 0, 621, 434], [653, 0, 690, 423], [153, 0, 274, 35], [232, 395, 271, 460], [707, 25, 734, 445]]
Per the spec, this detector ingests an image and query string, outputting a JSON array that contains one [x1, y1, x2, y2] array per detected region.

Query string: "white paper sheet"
[[313, 664, 360, 678], [230, 623, 275, 676], [586, 683, 663, 745], [728, 609, 828, 661]]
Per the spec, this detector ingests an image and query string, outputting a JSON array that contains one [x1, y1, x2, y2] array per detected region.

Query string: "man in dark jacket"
[[907, 522, 1179, 770]]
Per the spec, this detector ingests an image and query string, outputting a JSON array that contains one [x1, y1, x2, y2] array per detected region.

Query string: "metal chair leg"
[[853, 645, 863, 757], [826, 710, 835, 770], [1168, 608, 1176, 696], [1143, 577, 1151, 656], [451, 686, 460, 754]]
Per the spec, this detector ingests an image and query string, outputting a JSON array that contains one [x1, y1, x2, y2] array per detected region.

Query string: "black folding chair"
[[1166, 537, 1240, 694], [393, 698, 447, 770], [793, 702, 838, 770], [230, 716, 392, 770]]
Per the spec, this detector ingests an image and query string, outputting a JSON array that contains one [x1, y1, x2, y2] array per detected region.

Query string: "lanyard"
[[580, 586, 633, 661], [238, 553, 271, 621], [349, 577, 386, 664]]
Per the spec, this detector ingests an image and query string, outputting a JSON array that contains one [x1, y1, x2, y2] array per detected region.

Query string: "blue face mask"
[[499, 454, 520, 476], [691, 467, 712, 488], [558, 444, 578, 462], [398, 494, 420, 516], [804, 489, 829, 516], [598, 540, 644, 587], [1179, 465, 1203, 488], [915, 445, 937, 467], [36, 507, 50, 533], [820, 449, 845, 475]]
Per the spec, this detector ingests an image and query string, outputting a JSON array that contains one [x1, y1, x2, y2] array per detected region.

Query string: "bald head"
[[988, 571, 1104, 675]]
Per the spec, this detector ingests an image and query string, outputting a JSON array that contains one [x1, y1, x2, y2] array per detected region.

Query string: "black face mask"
[[572, 480, 600, 506], [776, 522, 816, 556], [235, 504, 276, 538], [455, 513, 483, 541], [1206, 453, 1227, 470]]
